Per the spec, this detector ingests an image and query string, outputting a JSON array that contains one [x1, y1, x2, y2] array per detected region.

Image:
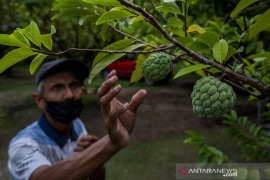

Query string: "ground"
[[0, 75, 261, 179]]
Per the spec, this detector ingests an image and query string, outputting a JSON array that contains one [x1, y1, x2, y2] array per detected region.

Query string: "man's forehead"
[[43, 71, 80, 83]]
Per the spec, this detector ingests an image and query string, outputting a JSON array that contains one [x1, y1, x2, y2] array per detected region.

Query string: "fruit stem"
[[219, 73, 227, 82]]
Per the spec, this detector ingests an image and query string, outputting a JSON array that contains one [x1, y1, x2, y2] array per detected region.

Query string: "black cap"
[[35, 59, 90, 85]]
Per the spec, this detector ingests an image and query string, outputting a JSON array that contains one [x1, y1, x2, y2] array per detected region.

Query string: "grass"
[[0, 78, 36, 92], [105, 125, 251, 180]]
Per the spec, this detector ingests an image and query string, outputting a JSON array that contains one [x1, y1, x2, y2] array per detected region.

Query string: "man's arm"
[[30, 135, 118, 180], [30, 70, 147, 180]]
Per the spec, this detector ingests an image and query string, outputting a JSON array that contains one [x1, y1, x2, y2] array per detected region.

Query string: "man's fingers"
[[107, 103, 129, 125], [73, 146, 84, 152], [97, 75, 118, 97], [105, 69, 116, 80], [78, 135, 99, 141], [128, 89, 147, 113], [100, 85, 121, 106]]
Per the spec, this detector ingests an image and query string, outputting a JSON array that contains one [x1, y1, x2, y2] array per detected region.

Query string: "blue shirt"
[[8, 113, 87, 180]]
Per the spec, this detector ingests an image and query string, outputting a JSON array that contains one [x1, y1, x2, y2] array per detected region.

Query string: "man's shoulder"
[[9, 121, 55, 146], [73, 118, 86, 134]]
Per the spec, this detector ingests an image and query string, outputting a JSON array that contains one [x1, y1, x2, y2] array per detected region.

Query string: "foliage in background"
[[184, 130, 229, 164], [185, 110, 270, 163], [223, 110, 270, 161], [0, 0, 270, 167], [0, 0, 269, 101]]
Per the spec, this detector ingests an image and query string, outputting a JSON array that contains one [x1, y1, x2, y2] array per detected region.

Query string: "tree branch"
[[33, 44, 176, 56], [117, 0, 270, 99], [149, 0, 168, 23]]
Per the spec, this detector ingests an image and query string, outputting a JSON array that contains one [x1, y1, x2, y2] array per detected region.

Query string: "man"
[[8, 59, 147, 180]]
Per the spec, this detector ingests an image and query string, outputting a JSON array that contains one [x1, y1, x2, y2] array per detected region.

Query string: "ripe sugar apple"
[[191, 76, 236, 119], [142, 52, 172, 81]]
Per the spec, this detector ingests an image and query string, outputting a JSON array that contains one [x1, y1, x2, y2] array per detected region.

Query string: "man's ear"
[[82, 87, 86, 94], [32, 93, 46, 109]]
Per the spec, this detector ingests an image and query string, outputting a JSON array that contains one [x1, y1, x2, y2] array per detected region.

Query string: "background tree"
[[0, 0, 270, 164]]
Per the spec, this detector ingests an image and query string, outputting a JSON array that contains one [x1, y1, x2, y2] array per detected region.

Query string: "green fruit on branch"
[[142, 52, 172, 81], [191, 76, 236, 119]]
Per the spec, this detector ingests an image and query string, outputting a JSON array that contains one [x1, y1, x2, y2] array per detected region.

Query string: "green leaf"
[[156, 0, 181, 15], [128, 16, 145, 25], [30, 54, 48, 74], [186, 42, 210, 54], [174, 64, 211, 78], [208, 67, 221, 74], [40, 34, 53, 50], [253, 126, 261, 136], [183, 138, 195, 144], [196, 32, 220, 48], [254, 56, 270, 62], [93, 39, 134, 67], [185, 130, 201, 139], [238, 46, 244, 52], [248, 8, 270, 39], [89, 44, 145, 83], [206, 146, 223, 157], [171, 28, 185, 37], [197, 153, 211, 163], [236, 17, 245, 31], [51, 25, 56, 34], [231, 110, 238, 120], [174, 36, 193, 45], [17, 21, 41, 47], [100, 24, 110, 41], [130, 46, 153, 84], [258, 57, 270, 70], [213, 39, 228, 63], [0, 48, 37, 74], [96, 10, 135, 25], [231, 0, 259, 17], [11, 30, 31, 47], [82, 0, 121, 6], [130, 54, 145, 84], [249, 8, 270, 40], [232, 61, 243, 72], [225, 46, 238, 61], [0, 34, 28, 48], [79, 14, 100, 25], [52, 0, 94, 11], [52, 9, 92, 20], [167, 17, 183, 27], [247, 53, 270, 59]]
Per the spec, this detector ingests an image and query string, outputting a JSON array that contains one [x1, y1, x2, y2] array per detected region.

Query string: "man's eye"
[[52, 84, 63, 91], [70, 82, 81, 89]]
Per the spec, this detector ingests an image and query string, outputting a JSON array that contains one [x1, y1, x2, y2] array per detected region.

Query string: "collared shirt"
[[8, 113, 87, 180]]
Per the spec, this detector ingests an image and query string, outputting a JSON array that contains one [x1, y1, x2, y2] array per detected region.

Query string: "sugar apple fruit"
[[142, 52, 172, 81], [191, 76, 236, 118]]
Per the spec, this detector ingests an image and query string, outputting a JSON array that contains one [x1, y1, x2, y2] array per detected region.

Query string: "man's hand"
[[73, 135, 99, 152], [97, 70, 147, 148]]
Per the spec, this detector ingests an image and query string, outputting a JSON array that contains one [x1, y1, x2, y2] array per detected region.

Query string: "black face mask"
[[45, 99, 84, 124]]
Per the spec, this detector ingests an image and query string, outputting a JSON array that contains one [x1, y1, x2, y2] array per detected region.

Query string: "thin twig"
[[108, 24, 157, 48], [172, 53, 187, 61], [33, 44, 176, 56]]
